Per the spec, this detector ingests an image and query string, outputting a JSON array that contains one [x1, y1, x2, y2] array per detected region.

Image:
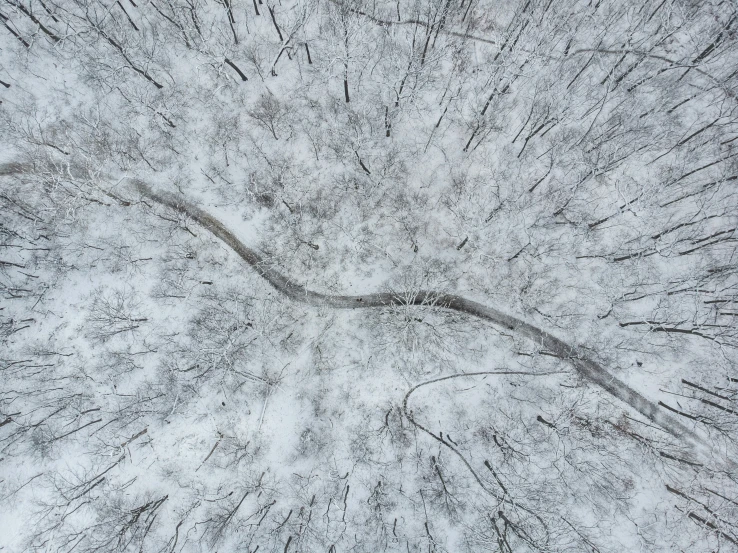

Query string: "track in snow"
[[0, 163, 712, 464], [131, 180, 710, 462]]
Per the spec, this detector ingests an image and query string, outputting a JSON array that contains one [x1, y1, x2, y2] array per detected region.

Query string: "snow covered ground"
[[1, 0, 738, 551]]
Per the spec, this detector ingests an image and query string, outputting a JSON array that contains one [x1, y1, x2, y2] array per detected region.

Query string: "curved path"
[[403, 370, 561, 548], [129, 181, 710, 459], [0, 163, 710, 462]]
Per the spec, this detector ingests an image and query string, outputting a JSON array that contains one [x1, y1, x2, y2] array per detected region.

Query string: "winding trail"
[[130, 181, 710, 459], [403, 370, 562, 547], [0, 163, 712, 462]]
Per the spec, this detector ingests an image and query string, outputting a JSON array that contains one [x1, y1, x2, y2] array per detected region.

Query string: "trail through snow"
[[131, 179, 719, 465], [0, 161, 721, 467]]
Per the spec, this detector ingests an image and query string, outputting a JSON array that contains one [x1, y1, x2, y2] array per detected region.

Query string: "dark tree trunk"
[[224, 58, 248, 81]]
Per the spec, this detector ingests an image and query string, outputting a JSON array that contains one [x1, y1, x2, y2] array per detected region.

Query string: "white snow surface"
[[1, 0, 738, 551]]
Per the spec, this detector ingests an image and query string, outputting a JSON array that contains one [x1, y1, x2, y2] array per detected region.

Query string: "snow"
[[1, 0, 738, 551]]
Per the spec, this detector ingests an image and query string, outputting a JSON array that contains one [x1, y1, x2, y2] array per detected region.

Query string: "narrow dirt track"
[[129, 180, 710, 460], [402, 370, 563, 544], [0, 163, 712, 463]]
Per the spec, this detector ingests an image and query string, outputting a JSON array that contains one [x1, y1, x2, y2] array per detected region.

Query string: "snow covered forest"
[[2, 0, 738, 550]]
